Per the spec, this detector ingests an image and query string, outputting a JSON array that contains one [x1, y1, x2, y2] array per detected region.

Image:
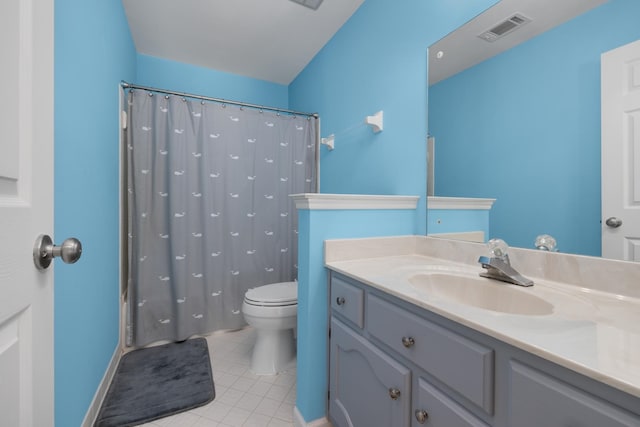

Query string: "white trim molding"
[[294, 406, 333, 427], [291, 193, 419, 210], [427, 196, 495, 210], [82, 345, 122, 427]]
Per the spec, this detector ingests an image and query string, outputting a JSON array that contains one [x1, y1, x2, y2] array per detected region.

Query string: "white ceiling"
[[429, 0, 609, 85], [122, 0, 364, 85], [123, 0, 611, 87]]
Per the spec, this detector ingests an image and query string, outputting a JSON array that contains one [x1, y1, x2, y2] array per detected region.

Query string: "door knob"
[[33, 234, 83, 270], [605, 217, 623, 228]]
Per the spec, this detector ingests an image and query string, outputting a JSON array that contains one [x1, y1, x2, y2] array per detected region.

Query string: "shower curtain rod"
[[120, 81, 318, 118]]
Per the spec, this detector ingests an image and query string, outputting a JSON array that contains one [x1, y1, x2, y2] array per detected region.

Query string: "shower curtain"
[[126, 89, 317, 347]]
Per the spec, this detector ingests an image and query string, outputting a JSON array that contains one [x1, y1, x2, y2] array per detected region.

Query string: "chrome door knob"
[[33, 234, 83, 270], [605, 217, 623, 228]]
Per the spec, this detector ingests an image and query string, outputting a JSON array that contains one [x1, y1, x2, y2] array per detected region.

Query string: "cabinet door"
[[509, 361, 640, 427], [330, 318, 411, 427], [414, 378, 490, 427]]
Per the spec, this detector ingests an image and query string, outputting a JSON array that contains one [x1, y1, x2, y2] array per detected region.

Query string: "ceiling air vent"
[[478, 13, 531, 42], [289, 0, 324, 10]]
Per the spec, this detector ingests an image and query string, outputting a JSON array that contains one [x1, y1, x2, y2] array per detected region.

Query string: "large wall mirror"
[[427, 0, 640, 257]]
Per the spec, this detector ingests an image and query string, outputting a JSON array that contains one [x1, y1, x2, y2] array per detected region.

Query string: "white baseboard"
[[81, 345, 122, 427], [293, 406, 333, 427]]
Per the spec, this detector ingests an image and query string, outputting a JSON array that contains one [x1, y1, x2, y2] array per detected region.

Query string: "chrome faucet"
[[478, 239, 533, 287]]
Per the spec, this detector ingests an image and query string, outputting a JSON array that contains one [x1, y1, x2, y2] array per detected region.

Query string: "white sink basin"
[[408, 271, 554, 316]]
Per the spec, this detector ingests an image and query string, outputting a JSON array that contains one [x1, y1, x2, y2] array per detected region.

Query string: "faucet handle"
[[535, 234, 557, 251], [487, 238, 509, 258]]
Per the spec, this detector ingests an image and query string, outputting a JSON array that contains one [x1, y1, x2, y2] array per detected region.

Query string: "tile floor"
[[139, 328, 296, 427]]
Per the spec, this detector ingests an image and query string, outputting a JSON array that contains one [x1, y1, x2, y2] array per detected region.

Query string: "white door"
[[0, 0, 55, 425], [601, 39, 640, 261]]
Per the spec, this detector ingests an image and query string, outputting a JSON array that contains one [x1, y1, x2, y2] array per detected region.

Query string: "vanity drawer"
[[367, 294, 494, 414], [509, 361, 640, 427], [330, 274, 364, 328], [415, 377, 490, 427]]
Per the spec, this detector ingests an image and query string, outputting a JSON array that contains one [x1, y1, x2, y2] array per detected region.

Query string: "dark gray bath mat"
[[94, 338, 215, 427]]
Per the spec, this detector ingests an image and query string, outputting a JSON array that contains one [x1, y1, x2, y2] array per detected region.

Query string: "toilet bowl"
[[242, 281, 297, 375]]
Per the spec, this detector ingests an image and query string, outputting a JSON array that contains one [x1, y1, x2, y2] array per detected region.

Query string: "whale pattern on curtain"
[[126, 90, 317, 347]]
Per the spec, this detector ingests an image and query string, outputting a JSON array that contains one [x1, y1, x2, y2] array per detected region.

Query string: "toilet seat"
[[244, 281, 297, 307]]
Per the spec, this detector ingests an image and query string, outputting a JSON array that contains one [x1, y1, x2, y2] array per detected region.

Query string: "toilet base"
[[250, 328, 296, 375]]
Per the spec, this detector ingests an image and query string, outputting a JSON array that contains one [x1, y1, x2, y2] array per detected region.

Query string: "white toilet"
[[242, 281, 298, 375]]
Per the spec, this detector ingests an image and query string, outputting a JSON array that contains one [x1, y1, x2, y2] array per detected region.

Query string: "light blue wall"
[[289, 0, 499, 236], [136, 54, 289, 109], [54, 0, 136, 425], [296, 208, 418, 421], [289, 3, 500, 421], [430, 0, 640, 256]]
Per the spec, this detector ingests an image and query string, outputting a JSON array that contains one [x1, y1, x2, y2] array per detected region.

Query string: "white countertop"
[[324, 236, 640, 399]]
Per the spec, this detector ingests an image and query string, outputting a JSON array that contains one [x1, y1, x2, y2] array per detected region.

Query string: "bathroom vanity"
[[325, 236, 640, 427]]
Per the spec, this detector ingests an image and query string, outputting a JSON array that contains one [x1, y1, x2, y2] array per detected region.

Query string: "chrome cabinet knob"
[[415, 409, 429, 423], [401, 336, 415, 348], [336, 296, 345, 306], [33, 234, 83, 270], [388, 388, 401, 400], [605, 217, 623, 228]]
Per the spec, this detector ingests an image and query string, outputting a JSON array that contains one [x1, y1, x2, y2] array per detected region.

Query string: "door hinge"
[[328, 327, 331, 338], [328, 390, 330, 400]]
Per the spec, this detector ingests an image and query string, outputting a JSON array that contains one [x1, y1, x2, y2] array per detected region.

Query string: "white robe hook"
[[365, 110, 383, 133], [321, 134, 335, 151]]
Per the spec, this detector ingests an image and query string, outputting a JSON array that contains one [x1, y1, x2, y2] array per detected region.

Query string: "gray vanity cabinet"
[[328, 271, 640, 427], [329, 318, 412, 427], [508, 361, 640, 427], [367, 293, 494, 415], [328, 273, 489, 427]]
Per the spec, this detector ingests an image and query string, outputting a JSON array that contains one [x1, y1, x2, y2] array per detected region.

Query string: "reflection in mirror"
[[427, 0, 640, 256]]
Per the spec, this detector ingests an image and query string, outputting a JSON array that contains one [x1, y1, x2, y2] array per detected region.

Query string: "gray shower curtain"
[[126, 90, 317, 347]]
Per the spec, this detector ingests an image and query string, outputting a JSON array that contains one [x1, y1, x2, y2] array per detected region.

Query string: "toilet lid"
[[245, 281, 297, 305]]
